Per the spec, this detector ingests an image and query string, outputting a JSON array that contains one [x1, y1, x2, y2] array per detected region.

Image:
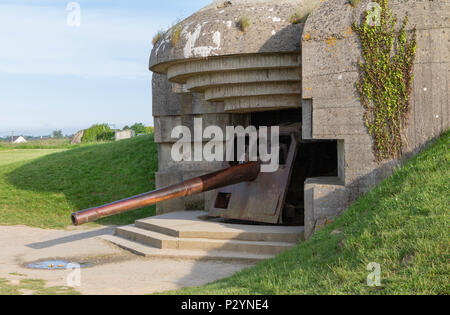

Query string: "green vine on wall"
[[353, 0, 417, 162]]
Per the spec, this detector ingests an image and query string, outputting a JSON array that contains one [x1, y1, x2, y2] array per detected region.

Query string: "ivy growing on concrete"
[[353, 0, 417, 162]]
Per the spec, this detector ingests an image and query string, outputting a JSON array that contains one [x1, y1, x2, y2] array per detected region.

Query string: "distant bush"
[[125, 123, 154, 135], [99, 131, 115, 141], [132, 123, 148, 135], [82, 124, 114, 143], [52, 130, 63, 139]]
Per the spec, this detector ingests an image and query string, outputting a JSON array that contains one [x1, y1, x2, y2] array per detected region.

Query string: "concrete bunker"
[[149, 0, 449, 239], [70, 0, 448, 260], [150, 0, 340, 231]]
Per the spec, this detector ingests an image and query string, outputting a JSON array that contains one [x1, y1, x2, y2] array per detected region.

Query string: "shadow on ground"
[[26, 227, 116, 249]]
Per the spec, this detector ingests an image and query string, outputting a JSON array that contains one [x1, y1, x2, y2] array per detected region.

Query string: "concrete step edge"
[[117, 225, 297, 247], [115, 225, 298, 255], [134, 220, 303, 243], [100, 235, 273, 263]]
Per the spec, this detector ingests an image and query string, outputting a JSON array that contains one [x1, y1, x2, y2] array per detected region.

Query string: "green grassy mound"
[[0, 139, 76, 150], [0, 135, 158, 229], [167, 131, 449, 295], [0, 278, 80, 295]]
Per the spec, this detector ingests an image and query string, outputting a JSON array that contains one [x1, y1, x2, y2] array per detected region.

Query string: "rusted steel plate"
[[209, 125, 300, 224]]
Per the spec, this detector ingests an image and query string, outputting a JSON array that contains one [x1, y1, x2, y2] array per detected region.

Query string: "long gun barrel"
[[71, 162, 261, 226]]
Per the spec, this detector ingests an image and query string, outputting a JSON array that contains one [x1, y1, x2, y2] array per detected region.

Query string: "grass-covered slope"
[[0, 135, 158, 229], [0, 139, 76, 150], [169, 131, 449, 295]]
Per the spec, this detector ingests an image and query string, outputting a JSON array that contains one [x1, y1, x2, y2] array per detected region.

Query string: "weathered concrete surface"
[[304, 177, 348, 239], [149, 0, 449, 239], [114, 129, 135, 141], [105, 211, 303, 260], [301, 0, 449, 236], [185, 68, 301, 91], [136, 211, 302, 242], [224, 94, 301, 112], [150, 0, 323, 72], [70, 130, 84, 145], [152, 73, 248, 213], [0, 225, 252, 295], [150, 0, 320, 119], [150, 1, 320, 206], [157, 53, 304, 113], [167, 54, 301, 82], [150, 1, 316, 214]]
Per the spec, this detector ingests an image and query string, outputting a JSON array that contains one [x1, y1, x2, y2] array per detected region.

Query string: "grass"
[[0, 149, 65, 167], [290, 4, 316, 25], [290, 12, 310, 24], [0, 135, 158, 229], [166, 131, 450, 295], [0, 139, 75, 150], [350, 0, 361, 7], [152, 31, 164, 46], [216, 1, 232, 9], [0, 278, 80, 295]]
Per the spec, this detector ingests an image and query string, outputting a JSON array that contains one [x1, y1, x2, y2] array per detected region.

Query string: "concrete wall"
[[115, 130, 135, 141], [150, 0, 323, 72], [149, 0, 449, 240], [302, 0, 449, 238], [152, 73, 248, 214], [150, 0, 318, 214]]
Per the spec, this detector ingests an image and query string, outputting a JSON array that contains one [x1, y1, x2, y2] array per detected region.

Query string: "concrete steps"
[[115, 225, 296, 256], [100, 235, 273, 262], [102, 211, 304, 261], [134, 215, 302, 243]]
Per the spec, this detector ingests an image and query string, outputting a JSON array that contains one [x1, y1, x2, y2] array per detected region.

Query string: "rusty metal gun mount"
[[71, 125, 300, 226], [209, 125, 300, 224]]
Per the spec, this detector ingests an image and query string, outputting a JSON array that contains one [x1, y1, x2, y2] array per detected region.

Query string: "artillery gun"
[[72, 125, 301, 226]]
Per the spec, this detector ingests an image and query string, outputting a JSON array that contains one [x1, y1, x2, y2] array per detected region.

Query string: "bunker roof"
[[150, 0, 323, 73]]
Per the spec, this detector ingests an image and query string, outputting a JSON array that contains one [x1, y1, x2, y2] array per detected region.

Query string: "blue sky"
[[0, 0, 211, 137]]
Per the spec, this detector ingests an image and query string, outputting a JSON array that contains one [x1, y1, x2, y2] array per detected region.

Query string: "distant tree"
[[52, 130, 63, 139], [81, 124, 114, 143], [130, 123, 148, 135], [122, 125, 130, 131]]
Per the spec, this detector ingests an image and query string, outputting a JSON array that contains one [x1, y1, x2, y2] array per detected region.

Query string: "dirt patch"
[[0, 225, 252, 295]]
